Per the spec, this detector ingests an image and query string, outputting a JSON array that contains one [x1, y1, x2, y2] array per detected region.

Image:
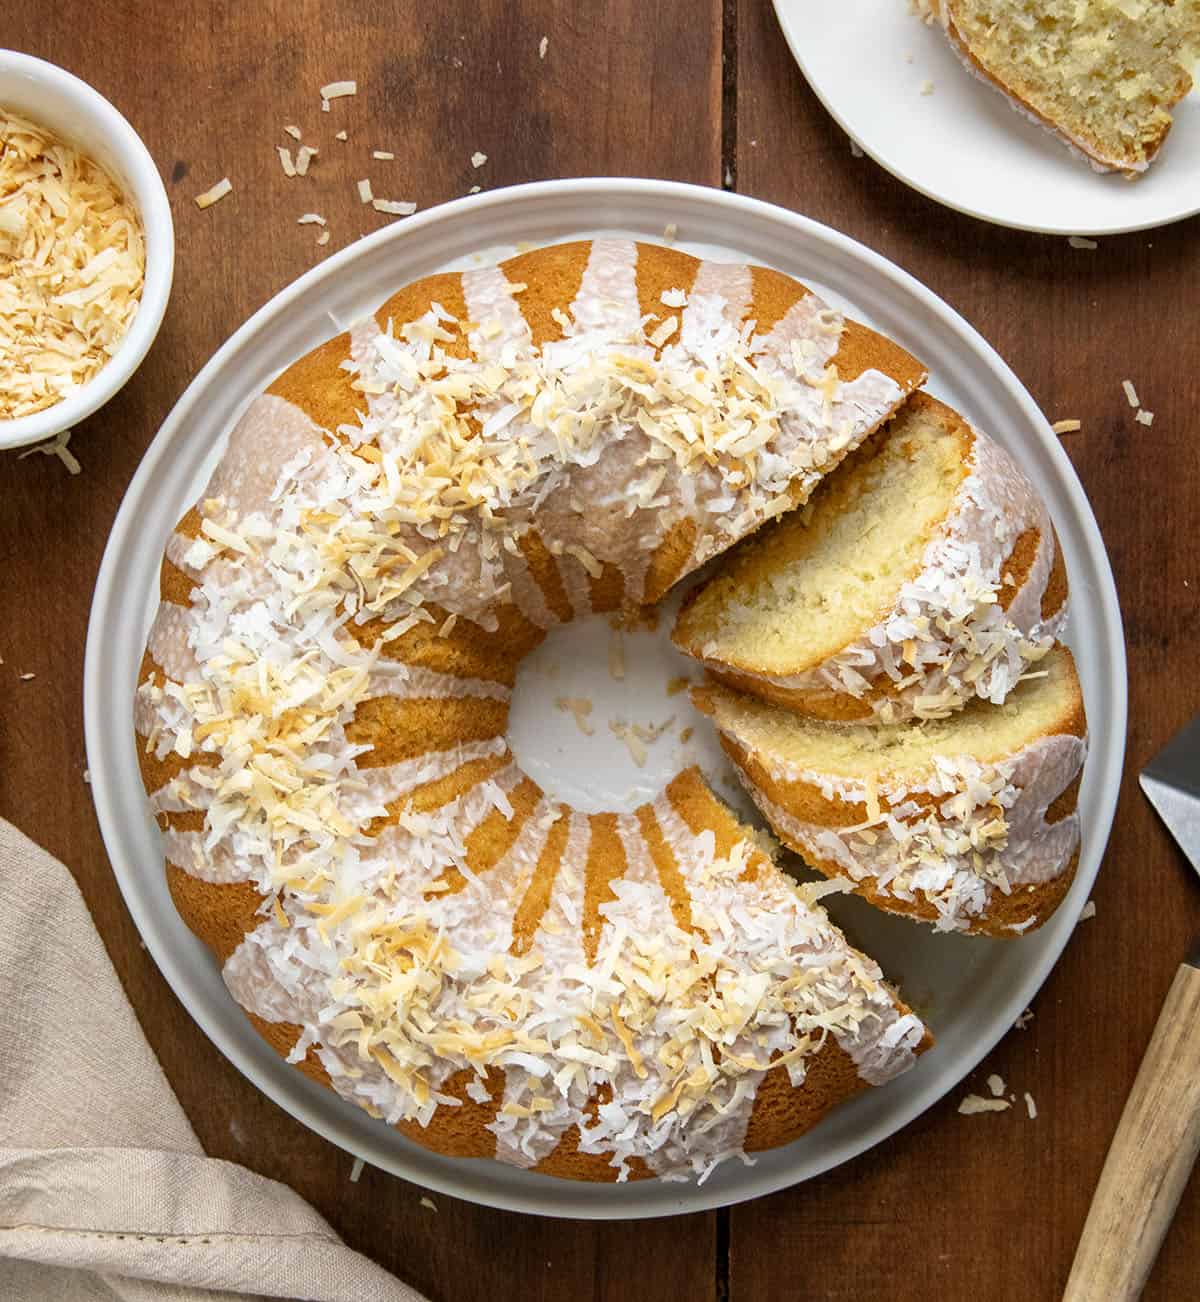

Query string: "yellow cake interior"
[[674, 395, 969, 675], [946, 0, 1200, 171], [695, 643, 1082, 779]]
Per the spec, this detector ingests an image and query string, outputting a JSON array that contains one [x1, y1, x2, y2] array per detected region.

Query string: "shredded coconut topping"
[[0, 110, 145, 420]]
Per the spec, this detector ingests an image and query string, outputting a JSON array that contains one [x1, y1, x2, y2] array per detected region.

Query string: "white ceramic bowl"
[[0, 50, 174, 451], [85, 179, 1126, 1218]]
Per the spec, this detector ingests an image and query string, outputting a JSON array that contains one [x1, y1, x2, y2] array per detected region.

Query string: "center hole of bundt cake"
[[507, 611, 720, 814]]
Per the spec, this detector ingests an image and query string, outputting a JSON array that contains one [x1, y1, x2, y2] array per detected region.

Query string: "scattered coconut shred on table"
[[958, 1093, 1011, 1115], [194, 177, 232, 209]]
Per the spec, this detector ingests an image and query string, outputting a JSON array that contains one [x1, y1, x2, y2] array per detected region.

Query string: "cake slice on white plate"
[[915, 0, 1200, 176]]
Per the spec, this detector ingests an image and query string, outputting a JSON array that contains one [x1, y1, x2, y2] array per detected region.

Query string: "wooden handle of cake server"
[[1063, 959, 1200, 1301]]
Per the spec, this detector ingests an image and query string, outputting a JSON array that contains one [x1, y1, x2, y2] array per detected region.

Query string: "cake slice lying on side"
[[693, 643, 1087, 937], [918, 0, 1200, 176], [672, 392, 1066, 724]]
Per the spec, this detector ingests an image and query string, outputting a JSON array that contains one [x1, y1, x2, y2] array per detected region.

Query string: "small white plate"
[[773, 0, 1200, 236], [85, 179, 1126, 1218]]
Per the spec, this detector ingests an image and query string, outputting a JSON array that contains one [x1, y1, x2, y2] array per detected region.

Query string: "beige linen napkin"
[[0, 818, 425, 1302]]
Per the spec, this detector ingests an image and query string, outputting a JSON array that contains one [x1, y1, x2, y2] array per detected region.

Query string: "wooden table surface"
[[3, 2, 1199, 1298]]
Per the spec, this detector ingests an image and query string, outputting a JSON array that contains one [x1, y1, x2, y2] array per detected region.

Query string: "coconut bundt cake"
[[914, 0, 1200, 176], [693, 644, 1086, 936], [134, 238, 937, 1183], [672, 393, 1067, 725]]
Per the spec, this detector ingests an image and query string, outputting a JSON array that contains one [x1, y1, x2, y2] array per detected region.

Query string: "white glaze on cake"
[[135, 240, 928, 1181]]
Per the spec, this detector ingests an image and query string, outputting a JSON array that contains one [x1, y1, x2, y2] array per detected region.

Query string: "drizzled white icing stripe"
[[570, 239, 641, 338], [365, 662, 511, 703], [462, 265, 533, 361]]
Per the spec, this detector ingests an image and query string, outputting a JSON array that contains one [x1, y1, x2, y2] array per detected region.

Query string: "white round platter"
[[773, 0, 1200, 236], [84, 178, 1126, 1219]]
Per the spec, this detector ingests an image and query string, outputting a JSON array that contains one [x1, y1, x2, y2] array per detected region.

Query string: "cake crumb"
[[348, 1157, 364, 1183], [420, 1195, 438, 1212], [632, 716, 675, 744], [1079, 899, 1096, 921], [194, 177, 232, 209], [1024, 1091, 1038, 1119], [1122, 379, 1140, 408], [1052, 419, 1081, 434], [471, 151, 488, 168], [1068, 235, 1099, 250], [958, 1093, 1010, 1115], [679, 726, 694, 744], [556, 696, 594, 736], [987, 1073, 1005, 1098], [539, 35, 549, 59], [1015, 1007, 1034, 1030], [666, 676, 691, 697]]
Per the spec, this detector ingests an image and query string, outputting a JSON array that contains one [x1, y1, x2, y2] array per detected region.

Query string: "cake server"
[[1063, 713, 1200, 1301]]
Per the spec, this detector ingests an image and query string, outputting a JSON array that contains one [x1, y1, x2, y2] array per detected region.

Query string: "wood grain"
[[2, 0, 1199, 1298], [1064, 962, 1200, 1301], [0, 4, 721, 1301], [731, 3, 1200, 1300]]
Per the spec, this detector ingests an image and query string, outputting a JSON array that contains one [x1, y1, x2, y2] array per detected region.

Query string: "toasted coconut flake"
[[17, 429, 82, 475], [920, 79, 935, 95], [608, 630, 625, 681], [284, 124, 302, 141], [958, 1093, 1010, 1115], [420, 1195, 438, 1212], [335, 130, 348, 142], [372, 198, 417, 216], [297, 212, 327, 226], [19, 672, 35, 681], [356, 178, 373, 204], [348, 1157, 364, 1182], [663, 221, 678, 243], [539, 35, 549, 58], [320, 80, 357, 102], [372, 150, 395, 160], [1068, 235, 1098, 250], [1015, 1007, 1034, 1030], [295, 145, 319, 177], [470, 151, 488, 168], [1024, 1091, 1037, 1119], [276, 146, 296, 177], [1052, 418, 1082, 434], [556, 696, 594, 736], [195, 177, 232, 209], [1135, 409, 1154, 426], [986, 1073, 1005, 1097], [1079, 899, 1096, 921], [316, 230, 331, 246], [1122, 379, 1140, 408], [0, 110, 146, 420]]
